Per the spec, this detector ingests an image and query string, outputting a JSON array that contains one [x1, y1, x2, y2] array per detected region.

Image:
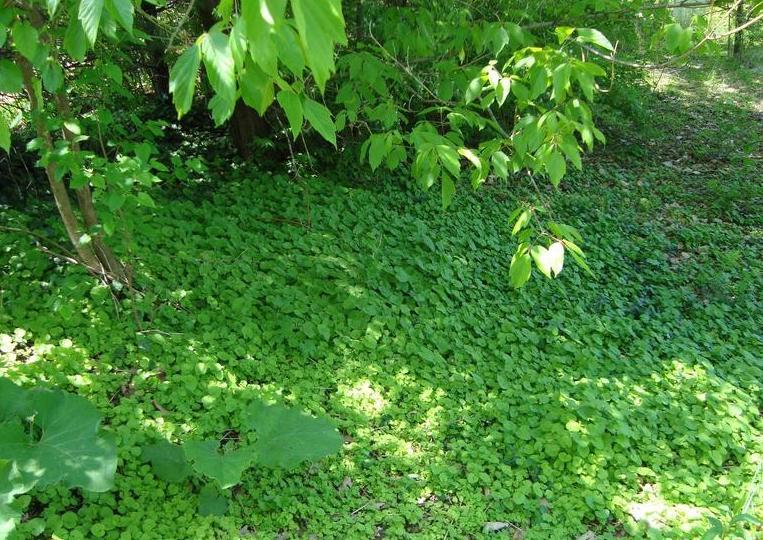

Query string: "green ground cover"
[[1, 61, 761, 539]]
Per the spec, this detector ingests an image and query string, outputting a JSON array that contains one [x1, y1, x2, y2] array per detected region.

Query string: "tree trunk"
[[18, 58, 103, 273], [733, 1, 745, 59], [198, 0, 270, 159], [54, 94, 126, 279]]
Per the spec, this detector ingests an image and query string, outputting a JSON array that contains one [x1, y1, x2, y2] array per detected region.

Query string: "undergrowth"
[[0, 61, 761, 539]]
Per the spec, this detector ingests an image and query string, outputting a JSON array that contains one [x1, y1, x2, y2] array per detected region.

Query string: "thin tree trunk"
[[18, 58, 103, 273], [733, 1, 745, 59], [54, 93, 126, 278]]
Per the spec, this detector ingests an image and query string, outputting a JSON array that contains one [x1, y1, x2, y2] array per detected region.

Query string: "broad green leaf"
[[555, 26, 575, 44], [242, 0, 283, 76], [0, 503, 20, 540], [274, 24, 305, 76], [42, 60, 64, 93], [245, 402, 342, 469], [198, 483, 229, 516], [46, 0, 61, 17], [436, 145, 460, 178], [292, 0, 346, 92], [240, 60, 274, 116], [576, 28, 613, 51], [229, 16, 247, 70], [106, 0, 133, 33], [441, 174, 455, 210], [495, 78, 511, 106], [491, 151, 509, 179], [169, 44, 201, 119], [136, 192, 156, 208], [11, 22, 38, 61], [0, 387, 117, 492], [303, 98, 336, 147], [64, 18, 89, 61], [0, 379, 29, 421], [276, 90, 303, 139], [142, 441, 192, 483], [552, 63, 571, 103], [0, 61, 21, 94], [78, 0, 105, 45], [201, 30, 236, 125], [464, 77, 482, 104], [546, 150, 566, 187], [182, 440, 255, 489], [729, 513, 762, 526], [511, 209, 532, 235], [531, 241, 564, 278], [368, 134, 388, 171], [509, 251, 532, 288]]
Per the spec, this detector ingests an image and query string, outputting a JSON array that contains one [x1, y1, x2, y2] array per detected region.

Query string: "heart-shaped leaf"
[[182, 440, 255, 489], [246, 402, 342, 469]]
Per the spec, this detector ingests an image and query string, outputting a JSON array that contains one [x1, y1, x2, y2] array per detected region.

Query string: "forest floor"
[[1, 58, 762, 539]]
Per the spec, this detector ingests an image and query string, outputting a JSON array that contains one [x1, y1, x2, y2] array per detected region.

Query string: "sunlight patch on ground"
[[338, 379, 389, 418]]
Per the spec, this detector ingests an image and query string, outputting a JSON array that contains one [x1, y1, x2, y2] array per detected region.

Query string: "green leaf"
[[201, 30, 237, 125], [11, 22, 39, 61], [531, 241, 564, 278], [729, 513, 762, 526], [46, 0, 61, 17], [240, 59, 274, 116], [0, 503, 20, 540], [368, 134, 388, 171], [292, 0, 346, 92], [42, 60, 64, 93], [78, 0, 105, 45], [245, 402, 342, 469], [464, 77, 482, 104], [106, 0, 133, 33], [512, 209, 532, 235], [229, 16, 247, 70], [436, 145, 460, 178], [491, 151, 509, 179], [0, 380, 30, 422], [64, 18, 89, 61], [509, 251, 532, 288], [0, 118, 10, 155], [274, 24, 305, 76], [495, 78, 511, 106], [0, 386, 117, 492], [552, 63, 571, 103], [142, 441, 192, 483], [182, 441, 255, 489], [576, 28, 613, 51], [441, 174, 455, 210], [546, 150, 566, 187], [303, 98, 336, 147], [276, 90, 303, 139], [242, 0, 284, 76], [198, 483, 229, 516], [0, 60, 23, 94], [136, 192, 156, 208], [169, 44, 201, 119]]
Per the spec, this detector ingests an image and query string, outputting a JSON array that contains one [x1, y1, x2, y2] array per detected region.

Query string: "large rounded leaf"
[[246, 402, 342, 469], [0, 387, 117, 492]]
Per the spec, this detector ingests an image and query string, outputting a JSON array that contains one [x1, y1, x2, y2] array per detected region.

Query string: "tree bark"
[[18, 58, 103, 273], [53, 94, 126, 279], [733, 1, 745, 59]]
